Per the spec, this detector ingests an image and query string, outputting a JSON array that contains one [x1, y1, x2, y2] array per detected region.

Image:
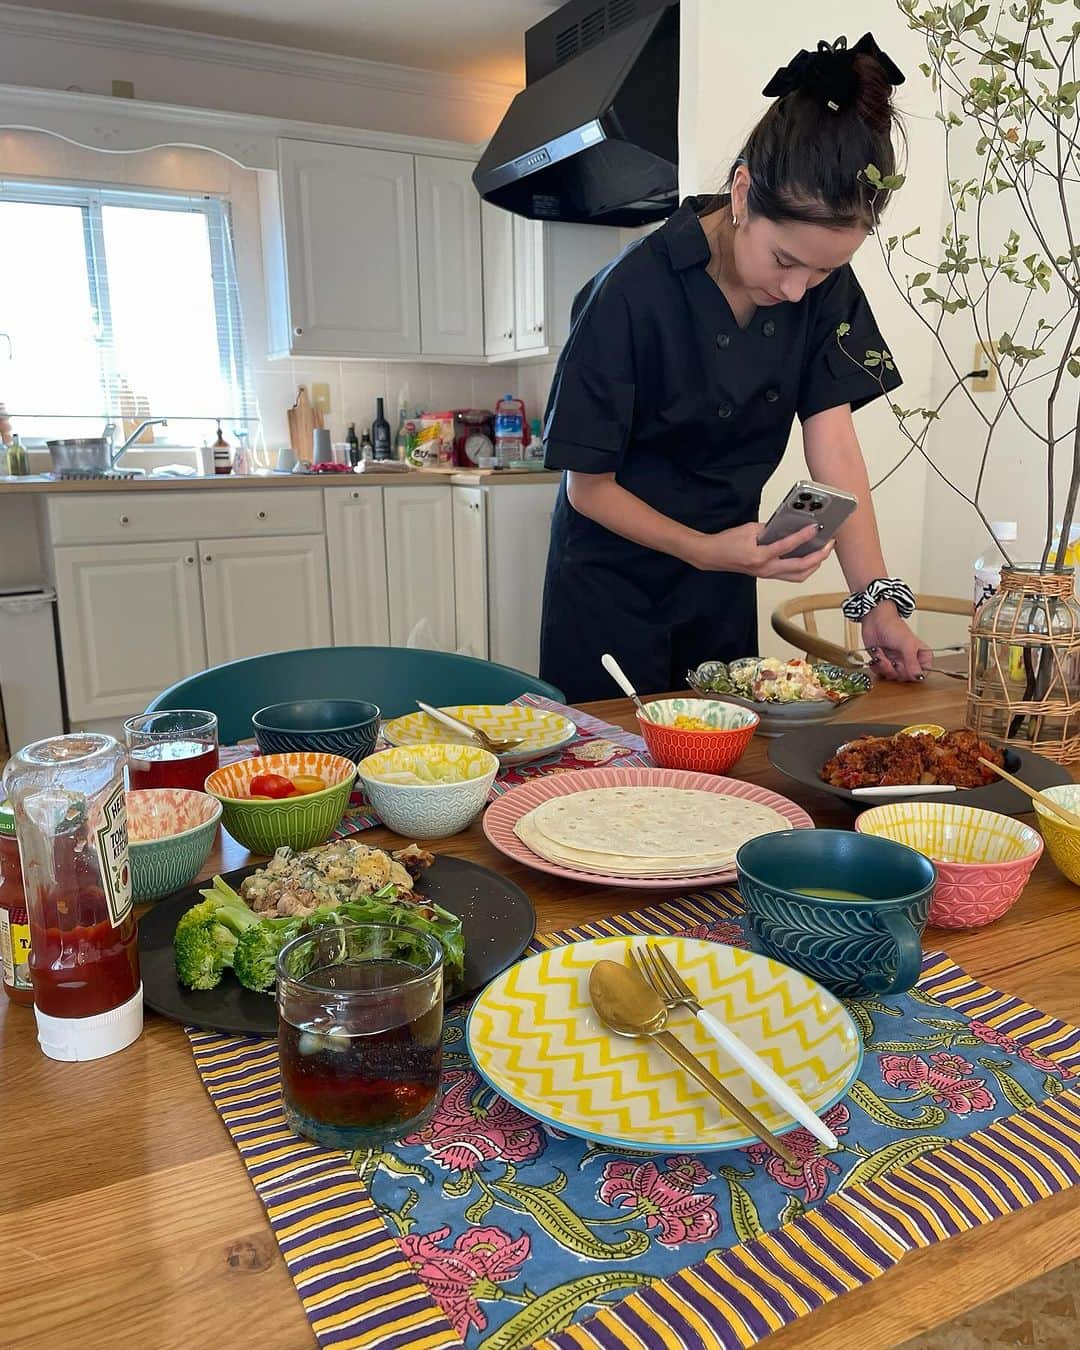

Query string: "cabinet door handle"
[[257, 510, 267, 519], [351, 490, 361, 500], [203, 554, 213, 563], [119, 514, 130, 525], [294, 326, 304, 336], [184, 555, 195, 565]]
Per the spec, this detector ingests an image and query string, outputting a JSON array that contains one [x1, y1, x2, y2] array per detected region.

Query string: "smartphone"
[[758, 480, 858, 559]]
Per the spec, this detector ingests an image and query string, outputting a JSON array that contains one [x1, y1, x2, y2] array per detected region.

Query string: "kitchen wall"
[[679, 0, 952, 658], [0, 4, 514, 142], [0, 129, 526, 455]]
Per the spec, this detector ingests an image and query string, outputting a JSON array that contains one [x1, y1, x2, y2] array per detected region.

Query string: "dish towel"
[[189, 888, 1080, 1350]]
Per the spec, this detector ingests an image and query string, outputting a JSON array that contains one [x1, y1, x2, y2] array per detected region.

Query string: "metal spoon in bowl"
[[601, 654, 649, 719]]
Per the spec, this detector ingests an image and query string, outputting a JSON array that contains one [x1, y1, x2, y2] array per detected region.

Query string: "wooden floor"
[[901, 1257, 1080, 1349]]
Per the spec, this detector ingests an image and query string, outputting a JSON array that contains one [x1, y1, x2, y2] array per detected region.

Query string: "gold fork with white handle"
[[629, 943, 839, 1150]]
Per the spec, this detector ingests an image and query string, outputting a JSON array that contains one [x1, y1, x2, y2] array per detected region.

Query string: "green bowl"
[[205, 751, 357, 855], [127, 789, 223, 902]]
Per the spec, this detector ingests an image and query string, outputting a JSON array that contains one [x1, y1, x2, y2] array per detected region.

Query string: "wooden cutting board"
[[287, 386, 324, 462]]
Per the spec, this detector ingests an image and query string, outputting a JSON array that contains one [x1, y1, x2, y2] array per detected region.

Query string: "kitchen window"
[[0, 180, 257, 445]]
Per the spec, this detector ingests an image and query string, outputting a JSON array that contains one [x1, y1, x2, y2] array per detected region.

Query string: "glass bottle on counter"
[[2, 734, 142, 1059], [212, 422, 232, 475], [346, 422, 360, 467], [372, 399, 392, 461], [7, 433, 28, 477], [0, 798, 33, 1005]]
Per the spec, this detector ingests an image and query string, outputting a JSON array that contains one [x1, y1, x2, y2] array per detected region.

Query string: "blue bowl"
[[252, 699, 381, 763], [736, 828, 935, 998]]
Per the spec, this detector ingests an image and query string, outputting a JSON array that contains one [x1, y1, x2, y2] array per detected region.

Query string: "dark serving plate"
[[138, 854, 536, 1037], [768, 721, 1073, 813]]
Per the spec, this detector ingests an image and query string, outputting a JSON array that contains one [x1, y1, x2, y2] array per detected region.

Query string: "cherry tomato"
[[248, 772, 297, 799], [289, 774, 328, 795]]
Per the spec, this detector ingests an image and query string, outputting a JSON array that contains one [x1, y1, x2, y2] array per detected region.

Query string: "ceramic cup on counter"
[[312, 428, 332, 462], [276, 447, 298, 473], [735, 828, 935, 998]]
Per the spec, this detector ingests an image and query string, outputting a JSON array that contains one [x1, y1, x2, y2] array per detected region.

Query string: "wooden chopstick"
[[977, 756, 1080, 828]]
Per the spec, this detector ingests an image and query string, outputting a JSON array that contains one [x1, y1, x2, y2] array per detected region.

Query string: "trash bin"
[[0, 588, 65, 752]]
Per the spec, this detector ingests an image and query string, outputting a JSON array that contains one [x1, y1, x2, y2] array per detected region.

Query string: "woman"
[[539, 33, 931, 704]]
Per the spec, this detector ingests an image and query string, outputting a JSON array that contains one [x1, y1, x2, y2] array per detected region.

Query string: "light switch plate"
[[312, 382, 331, 414]]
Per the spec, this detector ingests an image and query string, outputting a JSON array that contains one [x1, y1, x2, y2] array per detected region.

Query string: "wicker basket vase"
[[967, 565, 1080, 764]]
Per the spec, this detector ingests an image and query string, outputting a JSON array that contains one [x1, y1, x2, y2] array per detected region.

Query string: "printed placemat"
[[222, 695, 650, 837], [188, 890, 1080, 1350]]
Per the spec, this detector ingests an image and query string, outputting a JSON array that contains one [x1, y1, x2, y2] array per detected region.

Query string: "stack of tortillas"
[[512, 786, 787, 878]]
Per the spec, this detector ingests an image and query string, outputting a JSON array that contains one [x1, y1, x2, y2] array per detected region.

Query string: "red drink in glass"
[[126, 740, 219, 791]]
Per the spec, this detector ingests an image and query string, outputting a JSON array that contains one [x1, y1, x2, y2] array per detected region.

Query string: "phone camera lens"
[[810, 498, 825, 512], [792, 500, 806, 510], [795, 493, 812, 504]]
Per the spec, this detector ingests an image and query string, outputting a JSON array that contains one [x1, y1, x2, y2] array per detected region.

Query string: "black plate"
[[768, 721, 1073, 813], [137, 855, 536, 1036]]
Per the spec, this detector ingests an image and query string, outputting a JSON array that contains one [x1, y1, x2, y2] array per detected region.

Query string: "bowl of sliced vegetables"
[[637, 697, 758, 773], [687, 657, 871, 738], [357, 743, 498, 839], [205, 752, 357, 854]]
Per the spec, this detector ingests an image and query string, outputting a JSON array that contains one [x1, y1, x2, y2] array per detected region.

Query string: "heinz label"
[[95, 782, 132, 927]]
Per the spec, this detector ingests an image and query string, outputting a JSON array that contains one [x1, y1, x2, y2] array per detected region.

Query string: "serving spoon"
[[588, 959, 797, 1164], [415, 700, 525, 754], [601, 654, 649, 718]]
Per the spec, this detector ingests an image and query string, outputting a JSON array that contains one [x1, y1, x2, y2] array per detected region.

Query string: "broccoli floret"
[[232, 916, 305, 993], [174, 879, 260, 990]]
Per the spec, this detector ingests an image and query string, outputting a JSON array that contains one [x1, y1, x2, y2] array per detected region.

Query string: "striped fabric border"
[[189, 887, 1080, 1350]]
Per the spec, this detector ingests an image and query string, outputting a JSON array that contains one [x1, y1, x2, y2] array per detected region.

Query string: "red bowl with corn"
[[638, 698, 758, 774]]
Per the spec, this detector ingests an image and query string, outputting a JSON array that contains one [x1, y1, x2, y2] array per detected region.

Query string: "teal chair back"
[[145, 647, 566, 745]]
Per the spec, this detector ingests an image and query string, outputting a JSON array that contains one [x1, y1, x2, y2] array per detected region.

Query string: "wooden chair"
[[771, 593, 972, 666]]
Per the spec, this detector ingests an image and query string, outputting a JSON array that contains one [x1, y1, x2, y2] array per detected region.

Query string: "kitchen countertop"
[[0, 468, 562, 494]]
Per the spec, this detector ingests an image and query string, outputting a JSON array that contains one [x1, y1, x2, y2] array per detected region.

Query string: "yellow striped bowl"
[[855, 801, 1042, 929], [1032, 784, 1080, 886]]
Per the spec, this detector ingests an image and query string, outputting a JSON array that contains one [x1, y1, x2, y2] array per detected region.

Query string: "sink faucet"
[[109, 418, 169, 467]]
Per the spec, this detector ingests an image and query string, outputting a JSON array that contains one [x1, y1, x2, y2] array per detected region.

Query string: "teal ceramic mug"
[[736, 829, 935, 997]]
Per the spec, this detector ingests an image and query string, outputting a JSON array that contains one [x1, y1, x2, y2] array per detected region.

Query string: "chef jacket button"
[[716, 333, 731, 349], [717, 403, 733, 420], [764, 388, 780, 403], [762, 320, 776, 337]]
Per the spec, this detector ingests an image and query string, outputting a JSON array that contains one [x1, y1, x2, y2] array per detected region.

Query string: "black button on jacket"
[[539, 197, 901, 703]]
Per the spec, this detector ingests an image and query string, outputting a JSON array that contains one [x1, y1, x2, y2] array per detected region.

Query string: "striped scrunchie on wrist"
[[841, 578, 916, 621]]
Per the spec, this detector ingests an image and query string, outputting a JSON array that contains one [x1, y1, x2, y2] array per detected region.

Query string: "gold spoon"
[[588, 959, 797, 1165], [415, 700, 525, 754]]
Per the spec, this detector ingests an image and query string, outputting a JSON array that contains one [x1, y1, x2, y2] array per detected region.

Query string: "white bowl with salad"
[[357, 743, 499, 838], [687, 658, 871, 738]]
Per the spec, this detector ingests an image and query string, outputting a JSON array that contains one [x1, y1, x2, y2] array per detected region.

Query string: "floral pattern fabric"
[[354, 904, 1076, 1350]]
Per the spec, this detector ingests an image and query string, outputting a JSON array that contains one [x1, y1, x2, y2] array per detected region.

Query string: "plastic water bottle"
[[974, 521, 1018, 611], [494, 394, 526, 469]]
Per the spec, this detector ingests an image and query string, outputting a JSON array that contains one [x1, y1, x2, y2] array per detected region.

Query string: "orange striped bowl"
[[205, 751, 356, 854]]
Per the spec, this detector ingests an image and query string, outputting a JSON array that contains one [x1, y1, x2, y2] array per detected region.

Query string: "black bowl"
[[252, 699, 380, 762]]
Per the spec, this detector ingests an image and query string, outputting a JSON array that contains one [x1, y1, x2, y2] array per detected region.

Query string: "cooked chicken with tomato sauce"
[[820, 729, 1004, 790]]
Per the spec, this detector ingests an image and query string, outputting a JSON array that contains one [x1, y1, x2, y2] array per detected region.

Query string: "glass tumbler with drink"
[[124, 710, 219, 791], [277, 922, 444, 1150]]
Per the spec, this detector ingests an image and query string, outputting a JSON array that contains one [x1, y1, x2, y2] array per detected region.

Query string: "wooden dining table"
[[4, 675, 1079, 1350]]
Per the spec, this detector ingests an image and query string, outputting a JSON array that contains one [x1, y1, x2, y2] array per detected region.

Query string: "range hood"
[[473, 0, 679, 227]]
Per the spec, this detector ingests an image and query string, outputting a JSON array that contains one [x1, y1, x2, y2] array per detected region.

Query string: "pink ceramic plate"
[[482, 766, 814, 889]]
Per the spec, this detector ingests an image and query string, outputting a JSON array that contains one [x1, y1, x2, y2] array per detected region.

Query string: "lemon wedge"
[[898, 723, 946, 738]]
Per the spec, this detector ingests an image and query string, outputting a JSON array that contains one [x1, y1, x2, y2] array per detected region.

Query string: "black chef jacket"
[[539, 196, 902, 704]]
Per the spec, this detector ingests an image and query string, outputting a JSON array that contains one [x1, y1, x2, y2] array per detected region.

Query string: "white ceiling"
[[29, 0, 563, 85]]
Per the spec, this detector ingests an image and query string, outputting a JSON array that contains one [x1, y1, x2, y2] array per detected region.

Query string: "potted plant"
[[839, 0, 1080, 762]]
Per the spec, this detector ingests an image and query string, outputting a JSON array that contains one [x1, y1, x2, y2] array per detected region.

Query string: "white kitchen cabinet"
[[482, 201, 516, 357], [485, 482, 559, 675], [200, 534, 332, 666], [53, 542, 206, 721], [416, 156, 484, 358], [270, 139, 420, 357], [384, 486, 456, 651], [452, 487, 489, 660], [324, 487, 391, 646], [513, 215, 547, 352]]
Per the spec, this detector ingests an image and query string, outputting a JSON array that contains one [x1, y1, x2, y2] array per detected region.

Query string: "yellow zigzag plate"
[[382, 704, 577, 767], [466, 936, 862, 1152]]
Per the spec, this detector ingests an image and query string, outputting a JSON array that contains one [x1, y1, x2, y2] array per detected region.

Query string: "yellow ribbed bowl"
[[1033, 784, 1080, 886]]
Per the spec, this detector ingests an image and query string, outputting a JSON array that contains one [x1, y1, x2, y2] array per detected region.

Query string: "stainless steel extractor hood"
[[473, 0, 679, 227]]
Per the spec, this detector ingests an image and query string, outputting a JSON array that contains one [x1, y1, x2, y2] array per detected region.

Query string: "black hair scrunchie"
[[763, 33, 905, 113]]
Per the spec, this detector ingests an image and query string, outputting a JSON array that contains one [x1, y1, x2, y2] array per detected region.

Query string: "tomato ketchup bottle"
[[3, 734, 142, 1060]]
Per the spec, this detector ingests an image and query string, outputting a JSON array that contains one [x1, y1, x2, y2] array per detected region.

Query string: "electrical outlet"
[[971, 342, 998, 393], [311, 382, 331, 415]]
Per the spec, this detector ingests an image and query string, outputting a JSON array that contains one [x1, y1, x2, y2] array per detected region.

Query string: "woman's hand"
[[860, 602, 932, 682], [686, 522, 834, 581]]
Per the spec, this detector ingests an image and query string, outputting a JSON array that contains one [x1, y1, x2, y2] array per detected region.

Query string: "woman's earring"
[[731, 212, 738, 227]]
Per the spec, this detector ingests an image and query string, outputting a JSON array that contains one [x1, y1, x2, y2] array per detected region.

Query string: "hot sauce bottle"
[[3, 735, 142, 1060]]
